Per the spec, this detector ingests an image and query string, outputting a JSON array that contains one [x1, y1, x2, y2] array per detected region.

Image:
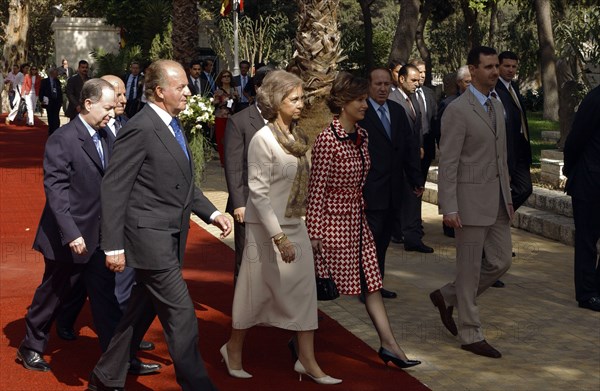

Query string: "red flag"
[[239, 0, 244, 14], [220, 0, 231, 16]]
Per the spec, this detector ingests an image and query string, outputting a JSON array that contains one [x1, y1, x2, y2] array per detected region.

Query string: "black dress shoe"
[[378, 347, 421, 369], [429, 290, 458, 336], [578, 296, 600, 312], [405, 243, 434, 253], [56, 326, 77, 341], [380, 288, 397, 299], [89, 371, 125, 391], [491, 280, 505, 288], [138, 340, 155, 351], [390, 236, 404, 244], [128, 357, 161, 375], [16, 346, 51, 372], [461, 339, 501, 358]]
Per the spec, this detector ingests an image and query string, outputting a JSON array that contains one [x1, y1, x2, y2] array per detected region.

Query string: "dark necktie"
[[378, 106, 391, 139], [129, 76, 136, 100], [416, 89, 429, 135], [51, 79, 57, 98], [170, 118, 189, 160], [486, 98, 496, 131], [194, 79, 200, 94], [93, 132, 105, 168], [406, 97, 416, 121], [114, 118, 121, 135]]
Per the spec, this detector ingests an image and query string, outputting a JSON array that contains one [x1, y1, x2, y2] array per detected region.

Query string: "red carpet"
[[0, 114, 429, 390]]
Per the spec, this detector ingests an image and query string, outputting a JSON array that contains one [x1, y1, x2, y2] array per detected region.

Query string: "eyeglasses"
[[222, 75, 231, 78]]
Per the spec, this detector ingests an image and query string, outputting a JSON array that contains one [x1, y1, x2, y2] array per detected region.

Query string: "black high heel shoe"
[[288, 338, 298, 362], [378, 347, 421, 369]]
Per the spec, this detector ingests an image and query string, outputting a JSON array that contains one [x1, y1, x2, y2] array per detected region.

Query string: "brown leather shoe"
[[461, 340, 502, 358], [429, 289, 458, 336]]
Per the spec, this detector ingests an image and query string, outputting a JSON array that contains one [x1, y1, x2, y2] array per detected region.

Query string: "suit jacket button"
[[176, 184, 181, 189]]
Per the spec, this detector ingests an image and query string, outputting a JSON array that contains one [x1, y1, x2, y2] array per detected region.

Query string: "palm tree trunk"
[[172, 0, 199, 66]]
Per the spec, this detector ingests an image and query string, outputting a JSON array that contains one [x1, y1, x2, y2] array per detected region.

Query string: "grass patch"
[[528, 111, 559, 164]]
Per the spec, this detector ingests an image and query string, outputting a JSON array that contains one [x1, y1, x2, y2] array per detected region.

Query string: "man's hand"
[[213, 214, 232, 238], [508, 204, 515, 220], [420, 147, 425, 159], [443, 213, 463, 228], [69, 236, 88, 255], [413, 186, 424, 197], [105, 253, 126, 273], [233, 207, 245, 224]]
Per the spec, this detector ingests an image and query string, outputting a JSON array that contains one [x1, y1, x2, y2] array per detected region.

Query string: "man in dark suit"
[[65, 60, 89, 120], [188, 60, 211, 97], [90, 60, 231, 391], [224, 65, 272, 284], [39, 67, 63, 134], [200, 58, 216, 94], [563, 85, 600, 312], [233, 60, 252, 112], [495, 51, 532, 211], [358, 68, 424, 299], [17, 79, 122, 372], [123, 61, 144, 119], [394, 65, 434, 253], [57, 58, 74, 78], [411, 59, 439, 178]]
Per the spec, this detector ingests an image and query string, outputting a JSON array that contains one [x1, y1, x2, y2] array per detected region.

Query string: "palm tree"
[[172, 0, 199, 66], [293, 0, 345, 142]]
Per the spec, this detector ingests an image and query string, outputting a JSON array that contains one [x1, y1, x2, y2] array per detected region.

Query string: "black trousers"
[[510, 158, 533, 210], [572, 197, 600, 302], [93, 266, 217, 391], [46, 104, 61, 135], [22, 250, 121, 353], [365, 208, 396, 280], [399, 181, 424, 247]]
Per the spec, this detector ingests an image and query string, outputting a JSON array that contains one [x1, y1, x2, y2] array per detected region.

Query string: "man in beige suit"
[[430, 46, 514, 358]]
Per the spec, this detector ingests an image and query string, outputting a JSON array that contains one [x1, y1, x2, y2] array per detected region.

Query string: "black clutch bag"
[[316, 260, 339, 301]]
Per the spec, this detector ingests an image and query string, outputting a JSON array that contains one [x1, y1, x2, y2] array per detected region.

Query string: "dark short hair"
[[239, 60, 250, 67], [409, 58, 425, 67], [202, 59, 214, 70], [189, 59, 202, 69], [80, 78, 114, 106], [327, 72, 369, 115], [367, 67, 392, 81], [467, 46, 497, 66], [130, 61, 140, 67], [78, 60, 89, 68], [253, 65, 275, 88], [398, 64, 419, 79], [499, 51, 519, 63]]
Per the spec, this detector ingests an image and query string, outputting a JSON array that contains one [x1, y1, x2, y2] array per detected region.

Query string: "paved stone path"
[[44, 112, 599, 390]]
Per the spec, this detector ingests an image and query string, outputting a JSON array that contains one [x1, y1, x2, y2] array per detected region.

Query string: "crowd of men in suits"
[[9, 46, 600, 390]]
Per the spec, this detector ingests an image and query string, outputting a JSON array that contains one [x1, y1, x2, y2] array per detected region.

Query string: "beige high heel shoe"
[[293, 360, 342, 385], [219, 344, 252, 379]]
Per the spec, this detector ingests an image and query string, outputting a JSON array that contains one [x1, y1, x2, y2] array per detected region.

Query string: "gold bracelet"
[[273, 233, 287, 246]]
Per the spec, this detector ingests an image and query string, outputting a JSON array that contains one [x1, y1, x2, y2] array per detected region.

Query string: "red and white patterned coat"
[[306, 118, 383, 295]]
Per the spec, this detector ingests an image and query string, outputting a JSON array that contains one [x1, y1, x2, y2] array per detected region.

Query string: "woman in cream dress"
[[221, 70, 340, 385]]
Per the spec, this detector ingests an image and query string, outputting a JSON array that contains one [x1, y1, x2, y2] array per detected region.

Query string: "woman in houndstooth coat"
[[306, 72, 421, 370]]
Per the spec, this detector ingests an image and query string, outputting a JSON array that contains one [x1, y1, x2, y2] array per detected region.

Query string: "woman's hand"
[[276, 236, 295, 263], [310, 239, 322, 255]]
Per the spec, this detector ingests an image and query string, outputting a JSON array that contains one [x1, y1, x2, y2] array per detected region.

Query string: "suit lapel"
[[248, 105, 265, 132], [145, 106, 193, 183], [467, 89, 496, 134], [76, 117, 105, 173], [366, 101, 391, 142]]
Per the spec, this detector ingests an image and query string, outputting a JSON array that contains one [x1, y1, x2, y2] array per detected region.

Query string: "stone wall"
[[51, 17, 120, 75]]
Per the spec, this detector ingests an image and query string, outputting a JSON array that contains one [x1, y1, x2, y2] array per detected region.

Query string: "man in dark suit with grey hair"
[[90, 59, 231, 391]]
